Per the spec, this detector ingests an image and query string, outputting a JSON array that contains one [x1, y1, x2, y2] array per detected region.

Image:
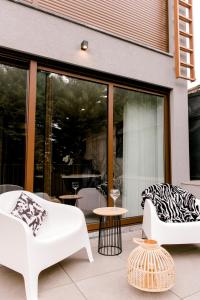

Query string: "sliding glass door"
[[34, 70, 166, 223], [113, 87, 165, 217], [0, 64, 27, 187], [34, 71, 108, 223]]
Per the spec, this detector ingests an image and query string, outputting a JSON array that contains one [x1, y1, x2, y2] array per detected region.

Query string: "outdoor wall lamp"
[[81, 40, 88, 50]]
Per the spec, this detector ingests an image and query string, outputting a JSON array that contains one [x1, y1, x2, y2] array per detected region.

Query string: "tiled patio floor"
[[1, 225, 200, 299]]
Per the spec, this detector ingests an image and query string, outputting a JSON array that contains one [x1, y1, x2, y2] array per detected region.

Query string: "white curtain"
[[122, 93, 164, 217]]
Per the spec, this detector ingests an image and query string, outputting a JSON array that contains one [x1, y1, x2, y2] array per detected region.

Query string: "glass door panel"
[[113, 87, 165, 217], [0, 64, 27, 187], [35, 71, 108, 223]]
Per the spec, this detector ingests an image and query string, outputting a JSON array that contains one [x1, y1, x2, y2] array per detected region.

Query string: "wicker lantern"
[[128, 238, 175, 292]]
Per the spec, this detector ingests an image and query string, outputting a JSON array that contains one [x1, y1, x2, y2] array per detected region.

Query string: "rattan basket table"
[[93, 207, 128, 256], [128, 238, 175, 292]]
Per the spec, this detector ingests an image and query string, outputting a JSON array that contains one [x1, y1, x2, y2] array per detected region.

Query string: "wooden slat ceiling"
[[17, 0, 169, 52]]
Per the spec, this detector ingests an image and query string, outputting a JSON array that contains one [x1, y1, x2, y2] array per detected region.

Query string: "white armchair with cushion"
[[0, 190, 93, 300], [142, 183, 200, 245]]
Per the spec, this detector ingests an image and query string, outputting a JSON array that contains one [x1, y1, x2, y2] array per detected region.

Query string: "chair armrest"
[[142, 199, 164, 238]]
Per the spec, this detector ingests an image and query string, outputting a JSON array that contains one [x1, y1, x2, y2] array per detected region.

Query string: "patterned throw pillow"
[[11, 192, 47, 236]]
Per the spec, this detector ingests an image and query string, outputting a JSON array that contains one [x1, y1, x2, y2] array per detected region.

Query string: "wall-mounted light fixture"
[[81, 40, 88, 51]]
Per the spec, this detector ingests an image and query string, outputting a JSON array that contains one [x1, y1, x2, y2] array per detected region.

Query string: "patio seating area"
[[0, 224, 200, 300]]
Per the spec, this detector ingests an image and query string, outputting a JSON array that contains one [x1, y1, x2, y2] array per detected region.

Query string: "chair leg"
[[85, 243, 94, 262], [23, 271, 39, 300]]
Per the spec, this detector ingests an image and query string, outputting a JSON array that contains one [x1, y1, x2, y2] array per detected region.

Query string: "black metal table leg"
[[98, 215, 122, 256]]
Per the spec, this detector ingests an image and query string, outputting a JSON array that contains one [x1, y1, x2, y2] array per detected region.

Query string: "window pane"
[[35, 72, 108, 223], [113, 87, 165, 217], [0, 64, 27, 187], [188, 96, 200, 179]]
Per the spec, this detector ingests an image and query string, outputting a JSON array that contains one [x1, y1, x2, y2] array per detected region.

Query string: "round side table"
[[59, 194, 82, 206], [93, 207, 128, 256]]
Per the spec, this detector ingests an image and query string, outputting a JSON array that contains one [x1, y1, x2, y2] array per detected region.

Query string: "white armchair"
[[142, 198, 200, 245], [0, 190, 93, 300]]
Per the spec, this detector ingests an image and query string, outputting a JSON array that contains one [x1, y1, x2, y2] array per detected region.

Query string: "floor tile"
[[169, 247, 200, 298], [39, 283, 85, 300], [0, 264, 73, 300], [2, 224, 200, 300], [121, 229, 142, 243], [118, 229, 144, 261], [77, 269, 179, 300], [60, 247, 125, 281], [119, 240, 139, 261], [0, 266, 26, 300], [39, 264, 72, 292], [183, 291, 200, 300]]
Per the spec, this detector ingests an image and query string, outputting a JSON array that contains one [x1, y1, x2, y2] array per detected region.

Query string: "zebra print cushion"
[[141, 183, 200, 223], [11, 192, 47, 236]]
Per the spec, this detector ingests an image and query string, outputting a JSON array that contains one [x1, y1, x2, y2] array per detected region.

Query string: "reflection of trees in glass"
[[0, 65, 26, 142], [35, 72, 108, 167], [114, 88, 129, 125], [35, 72, 47, 173], [0, 64, 27, 185]]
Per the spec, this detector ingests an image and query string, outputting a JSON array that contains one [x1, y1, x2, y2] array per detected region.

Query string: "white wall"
[[170, 84, 190, 184], [181, 181, 200, 198], [0, 0, 190, 185]]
